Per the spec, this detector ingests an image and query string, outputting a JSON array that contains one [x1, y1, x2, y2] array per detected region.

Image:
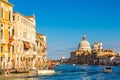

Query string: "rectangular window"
[[18, 16, 19, 21], [1, 46, 3, 53], [8, 57, 10, 62], [13, 16, 15, 21], [1, 7, 4, 19], [8, 47, 10, 53], [12, 29, 14, 36], [12, 46, 14, 53], [8, 27, 10, 39], [1, 24, 3, 39], [40, 42, 42, 46], [1, 57, 3, 62], [21, 57, 22, 61], [36, 41, 38, 46], [9, 11, 11, 21], [23, 57, 25, 61]]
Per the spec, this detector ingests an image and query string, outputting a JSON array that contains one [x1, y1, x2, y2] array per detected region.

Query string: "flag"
[[8, 36, 14, 48], [9, 36, 14, 43]]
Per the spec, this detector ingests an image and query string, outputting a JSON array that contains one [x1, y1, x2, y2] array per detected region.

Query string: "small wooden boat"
[[104, 66, 112, 72]]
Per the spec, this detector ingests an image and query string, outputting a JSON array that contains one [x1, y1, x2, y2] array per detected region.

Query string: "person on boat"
[[48, 60, 53, 70], [44, 65, 48, 70], [54, 62, 57, 70]]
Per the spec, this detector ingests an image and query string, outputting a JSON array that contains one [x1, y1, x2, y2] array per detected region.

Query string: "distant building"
[[60, 56, 68, 64], [70, 35, 93, 64], [93, 49, 119, 65], [35, 33, 47, 68], [70, 35, 120, 65], [92, 41, 103, 50]]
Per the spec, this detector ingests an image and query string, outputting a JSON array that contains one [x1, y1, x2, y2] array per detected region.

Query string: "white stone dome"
[[78, 35, 91, 51]]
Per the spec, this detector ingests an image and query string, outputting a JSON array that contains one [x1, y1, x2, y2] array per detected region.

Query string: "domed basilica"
[[70, 35, 119, 65], [78, 35, 91, 51]]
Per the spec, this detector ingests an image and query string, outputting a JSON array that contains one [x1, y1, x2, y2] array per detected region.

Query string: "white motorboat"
[[37, 70, 55, 75], [29, 68, 55, 75], [104, 66, 112, 72], [29, 60, 55, 75], [29, 68, 38, 75], [73, 64, 76, 66]]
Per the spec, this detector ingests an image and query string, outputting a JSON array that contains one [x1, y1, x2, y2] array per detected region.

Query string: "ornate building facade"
[[0, 0, 47, 74], [0, 0, 13, 73], [70, 35, 120, 65], [12, 12, 36, 72], [35, 33, 47, 69], [70, 35, 93, 64]]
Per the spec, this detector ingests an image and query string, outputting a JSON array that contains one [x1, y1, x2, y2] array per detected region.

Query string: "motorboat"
[[29, 68, 55, 75], [29, 60, 55, 75], [73, 64, 76, 66], [37, 69, 55, 75], [29, 68, 38, 75], [104, 66, 112, 72]]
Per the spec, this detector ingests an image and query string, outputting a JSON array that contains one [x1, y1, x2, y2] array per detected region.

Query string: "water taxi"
[[73, 64, 76, 66], [37, 70, 55, 75], [29, 68, 55, 75], [29, 60, 55, 75], [104, 66, 112, 72]]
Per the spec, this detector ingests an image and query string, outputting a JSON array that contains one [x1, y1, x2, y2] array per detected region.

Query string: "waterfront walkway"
[[0, 73, 37, 80]]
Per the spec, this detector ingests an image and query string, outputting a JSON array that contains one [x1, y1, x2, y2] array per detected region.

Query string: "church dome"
[[78, 35, 91, 51]]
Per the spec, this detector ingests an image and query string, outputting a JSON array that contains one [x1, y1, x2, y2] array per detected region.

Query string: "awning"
[[24, 42, 31, 49]]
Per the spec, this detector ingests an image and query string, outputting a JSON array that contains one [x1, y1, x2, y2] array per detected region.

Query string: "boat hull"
[[104, 66, 112, 72], [37, 70, 55, 75]]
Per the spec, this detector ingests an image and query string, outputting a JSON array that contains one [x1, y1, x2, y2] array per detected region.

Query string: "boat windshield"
[[106, 67, 111, 69]]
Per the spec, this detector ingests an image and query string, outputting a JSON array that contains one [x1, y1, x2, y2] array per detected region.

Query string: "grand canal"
[[1, 64, 120, 80]]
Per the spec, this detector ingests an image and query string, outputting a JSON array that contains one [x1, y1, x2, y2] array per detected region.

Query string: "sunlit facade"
[[35, 33, 47, 69], [0, 0, 13, 73], [13, 12, 36, 72], [70, 35, 119, 65]]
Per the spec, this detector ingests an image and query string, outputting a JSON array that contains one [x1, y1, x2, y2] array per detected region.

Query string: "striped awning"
[[24, 42, 31, 49]]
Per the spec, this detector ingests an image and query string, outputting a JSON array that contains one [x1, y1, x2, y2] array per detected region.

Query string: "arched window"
[[9, 10, 11, 21]]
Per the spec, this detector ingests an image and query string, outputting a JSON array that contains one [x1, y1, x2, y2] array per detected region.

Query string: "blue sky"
[[9, 0, 120, 60]]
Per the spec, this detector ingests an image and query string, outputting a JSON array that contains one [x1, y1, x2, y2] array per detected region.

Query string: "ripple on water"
[[1, 64, 120, 80]]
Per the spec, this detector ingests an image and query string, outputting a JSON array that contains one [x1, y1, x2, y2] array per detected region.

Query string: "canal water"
[[1, 64, 120, 80]]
